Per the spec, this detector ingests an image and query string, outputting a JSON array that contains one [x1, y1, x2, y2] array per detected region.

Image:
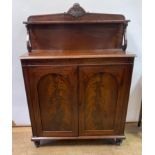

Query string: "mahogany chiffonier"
[[20, 3, 135, 147]]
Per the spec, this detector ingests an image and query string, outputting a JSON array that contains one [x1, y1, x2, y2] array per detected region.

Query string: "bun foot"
[[114, 138, 123, 145], [34, 140, 40, 147]]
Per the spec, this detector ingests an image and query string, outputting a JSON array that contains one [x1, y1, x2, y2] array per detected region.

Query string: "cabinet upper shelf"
[[23, 20, 130, 25]]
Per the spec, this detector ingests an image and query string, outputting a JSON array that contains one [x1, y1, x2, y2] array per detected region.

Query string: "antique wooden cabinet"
[[20, 4, 135, 147]]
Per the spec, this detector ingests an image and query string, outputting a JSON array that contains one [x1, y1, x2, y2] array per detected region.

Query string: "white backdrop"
[[12, 0, 142, 125]]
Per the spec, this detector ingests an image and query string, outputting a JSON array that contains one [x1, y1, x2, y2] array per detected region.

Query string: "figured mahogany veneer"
[[20, 4, 135, 147]]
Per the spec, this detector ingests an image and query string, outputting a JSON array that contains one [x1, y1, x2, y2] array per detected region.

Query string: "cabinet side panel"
[[21, 64, 38, 136], [116, 63, 134, 134]]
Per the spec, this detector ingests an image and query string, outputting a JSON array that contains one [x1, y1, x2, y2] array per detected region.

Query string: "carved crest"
[[67, 3, 86, 17]]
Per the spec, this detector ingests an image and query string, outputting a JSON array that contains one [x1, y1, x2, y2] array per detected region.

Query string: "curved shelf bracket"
[[122, 23, 128, 51], [26, 25, 32, 52]]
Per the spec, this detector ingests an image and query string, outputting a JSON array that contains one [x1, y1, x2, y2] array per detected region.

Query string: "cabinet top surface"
[[20, 50, 135, 60]]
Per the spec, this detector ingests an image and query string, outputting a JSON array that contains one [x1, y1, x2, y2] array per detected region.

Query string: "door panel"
[[28, 66, 78, 137], [84, 72, 118, 130], [79, 65, 127, 136]]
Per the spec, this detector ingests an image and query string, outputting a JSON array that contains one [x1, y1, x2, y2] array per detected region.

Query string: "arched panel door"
[[28, 66, 78, 137], [79, 65, 126, 136]]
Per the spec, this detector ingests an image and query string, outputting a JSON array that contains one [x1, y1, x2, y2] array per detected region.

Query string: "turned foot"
[[34, 140, 40, 147]]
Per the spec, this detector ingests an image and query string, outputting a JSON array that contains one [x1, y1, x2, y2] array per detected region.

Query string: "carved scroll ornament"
[[67, 3, 86, 18]]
